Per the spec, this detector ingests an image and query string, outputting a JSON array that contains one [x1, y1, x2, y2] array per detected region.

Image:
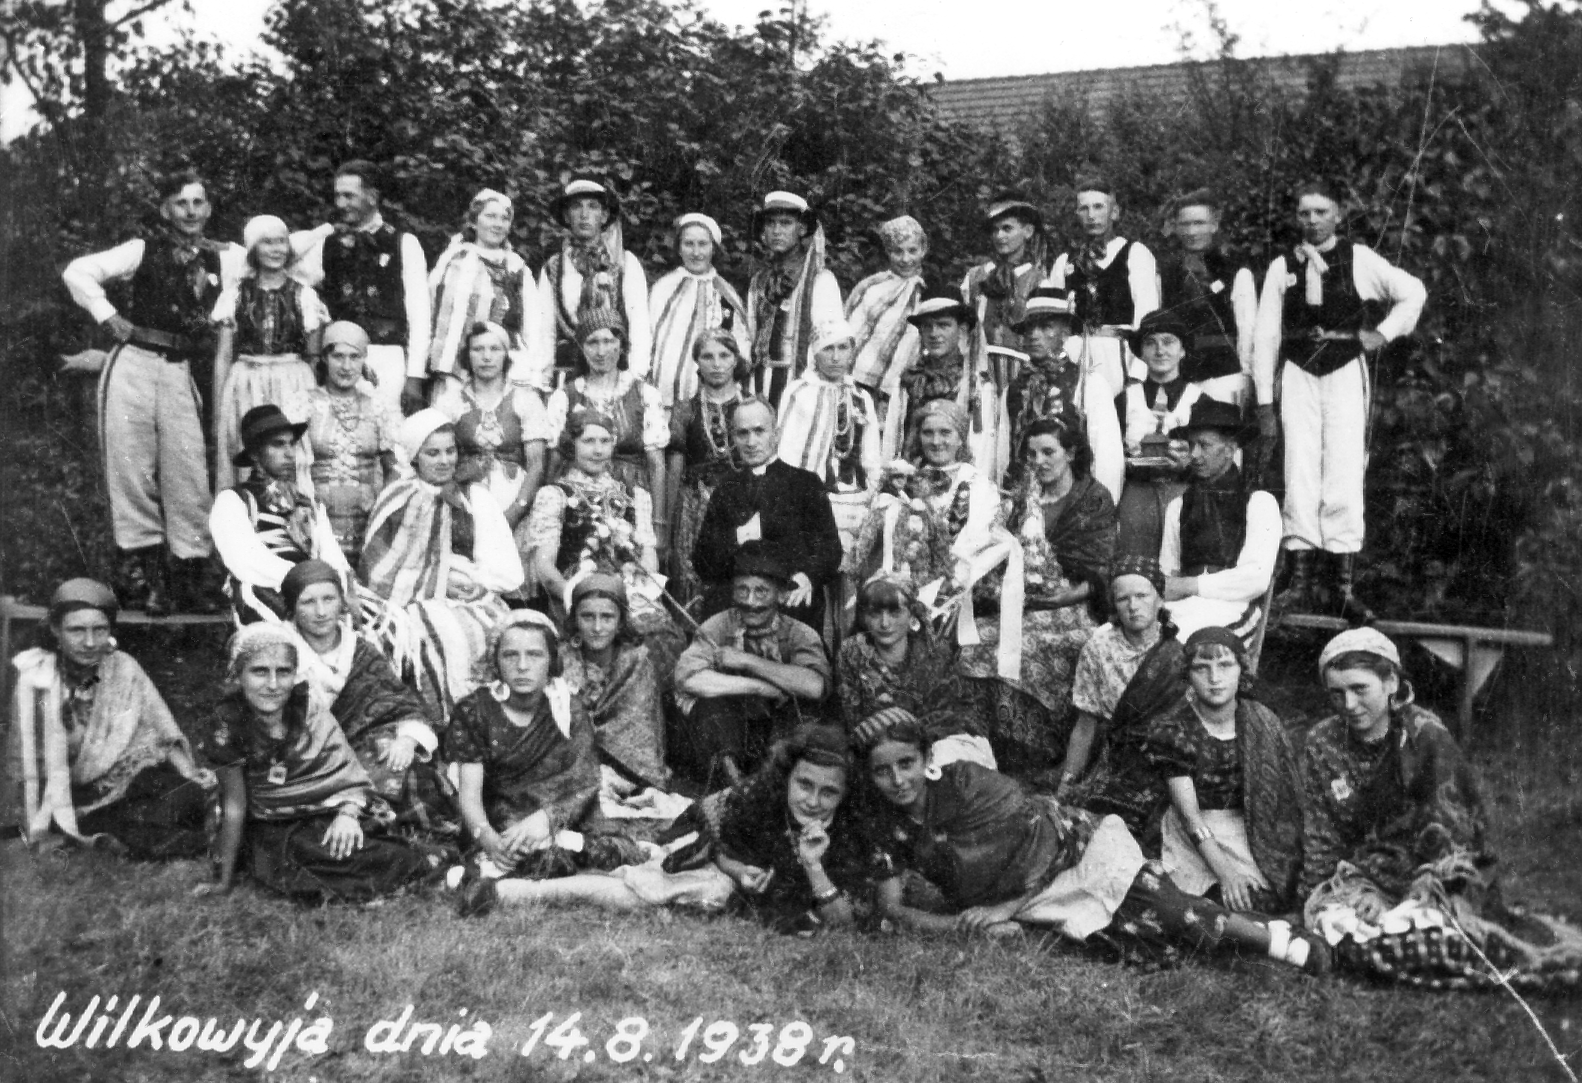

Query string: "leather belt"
[[128, 327, 202, 356], [1182, 564, 1228, 576]]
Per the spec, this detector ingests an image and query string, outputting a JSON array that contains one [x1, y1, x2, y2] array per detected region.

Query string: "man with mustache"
[[672, 542, 831, 787]]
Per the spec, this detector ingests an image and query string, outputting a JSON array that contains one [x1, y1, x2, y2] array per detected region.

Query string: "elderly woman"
[[8, 579, 212, 857], [959, 417, 1115, 771], [861, 714, 1328, 971], [648, 212, 750, 411], [561, 574, 671, 790], [845, 216, 927, 432], [211, 404, 352, 624], [303, 321, 400, 566], [1145, 627, 1302, 914], [207, 624, 440, 902], [546, 308, 668, 507], [283, 560, 453, 835], [213, 214, 327, 488], [1059, 557, 1185, 837], [835, 574, 993, 774], [665, 329, 746, 605], [360, 408, 524, 721], [1299, 629, 1582, 989], [428, 188, 542, 390], [526, 408, 669, 637], [433, 321, 552, 576]]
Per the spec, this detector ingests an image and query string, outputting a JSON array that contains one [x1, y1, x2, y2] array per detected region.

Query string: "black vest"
[[1067, 240, 1136, 331], [1179, 466, 1248, 574], [233, 278, 309, 356], [321, 223, 408, 345], [1159, 248, 1247, 382], [127, 235, 224, 348], [1279, 240, 1375, 377]]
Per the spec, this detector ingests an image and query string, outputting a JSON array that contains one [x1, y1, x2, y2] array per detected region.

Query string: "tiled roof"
[[928, 45, 1478, 132]]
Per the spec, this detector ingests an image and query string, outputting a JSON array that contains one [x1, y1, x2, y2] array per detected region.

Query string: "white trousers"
[[1062, 334, 1130, 503], [1280, 357, 1368, 553], [98, 344, 213, 557]]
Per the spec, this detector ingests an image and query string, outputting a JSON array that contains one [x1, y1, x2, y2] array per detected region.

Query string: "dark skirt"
[[243, 813, 441, 903], [73, 763, 210, 861]]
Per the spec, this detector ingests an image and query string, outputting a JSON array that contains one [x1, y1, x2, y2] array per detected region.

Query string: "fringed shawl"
[[561, 641, 669, 789], [428, 241, 530, 375], [845, 270, 922, 393], [649, 268, 748, 407], [749, 226, 829, 378], [360, 478, 473, 606], [10, 648, 192, 844], [1238, 699, 1305, 908]]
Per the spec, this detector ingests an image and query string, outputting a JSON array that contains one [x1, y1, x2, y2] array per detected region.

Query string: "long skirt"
[[244, 813, 440, 903], [958, 604, 1093, 770], [73, 763, 210, 860], [671, 478, 719, 611], [216, 353, 316, 489]]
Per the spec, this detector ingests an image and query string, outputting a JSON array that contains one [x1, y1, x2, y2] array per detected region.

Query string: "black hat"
[[986, 190, 1043, 231], [1170, 397, 1258, 446], [1010, 286, 1077, 334], [1126, 309, 1195, 358], [906, 284, 978, 330], [750, 190, 820, 236], [234, 404, 308, 467], [551, 175, 621, 226], [732, 540, 793, 587]]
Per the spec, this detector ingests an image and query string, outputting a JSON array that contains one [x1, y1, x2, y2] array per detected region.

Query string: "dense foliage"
[[3, 0, 1581, 703]]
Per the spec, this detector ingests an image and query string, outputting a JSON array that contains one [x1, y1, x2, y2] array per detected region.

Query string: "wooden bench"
[[1278, 613, 1554, 740]]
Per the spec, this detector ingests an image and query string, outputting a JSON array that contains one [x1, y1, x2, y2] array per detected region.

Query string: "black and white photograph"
[[3, 0, 1581, 1079]]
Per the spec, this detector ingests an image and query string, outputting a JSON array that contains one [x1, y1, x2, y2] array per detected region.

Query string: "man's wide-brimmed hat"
[[751, 190, 820, 236], [906, 284, 978, 330], [1010, 286, 1077, 334], [732, 540, 793, 588], [234, 404, 307, 467], [1127, 309, 1195, 358], [551, 175, 621, 225], [1170, 396, 1258, 446], [986, 190, 1043, 231]]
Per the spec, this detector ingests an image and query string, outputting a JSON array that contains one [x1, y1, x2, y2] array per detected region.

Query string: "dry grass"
[[3, 630, 1581, 1083]]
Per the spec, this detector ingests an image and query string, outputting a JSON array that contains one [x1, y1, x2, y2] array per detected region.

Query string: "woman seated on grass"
[[282, 560, 455, 838], [207, 624, 441, 903], [9, 578, 213, 858], [1301, 628, 1582, 990], [1145, 627, 1302, 914], [446, 612, 648, 916], [861, 712, 1328, 973]]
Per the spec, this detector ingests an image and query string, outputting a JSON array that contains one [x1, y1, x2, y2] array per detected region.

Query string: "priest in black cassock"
[[692, 398, 842, 634]]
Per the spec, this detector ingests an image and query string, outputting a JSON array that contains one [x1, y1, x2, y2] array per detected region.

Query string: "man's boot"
[[136, 547, 170, 617], [1272, 549, 1316, 614], [1327, 552, 1375, 627], [174, 557, 223, 615]]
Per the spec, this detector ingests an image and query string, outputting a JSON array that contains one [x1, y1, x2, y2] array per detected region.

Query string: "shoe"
[[455, 864, 499, 918], [174, 558, 222, 615], [133, 547, 170, 617], [1272, 550, 1316, 616], [1295, 929, 1333, 975], [1325, 552, 1375, 627]]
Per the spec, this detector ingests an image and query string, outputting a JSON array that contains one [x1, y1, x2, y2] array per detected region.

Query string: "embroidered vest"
[[321, 224, 407, 344], [1159, 248, 1247, 381], [1179, 466, 1248, 574], [233, 278, 309, 356], [1067, 241, 1136, 331], [127, 234, 223, 346], [1279, 240, 1375, 377], [557, 382, 647, 464]]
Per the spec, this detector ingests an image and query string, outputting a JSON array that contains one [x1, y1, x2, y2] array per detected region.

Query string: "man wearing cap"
[[1004, 286, 1125, 500], [538, 175, 651, 391], [671, 540, 832, 785], [961, 191, 1050, 351], [289, 160, 432, 416], [1048, 176, 1160, 410], [209, 405, 352, 624], [745, 191, 843, 408], [1158, 397, 1280, 643], [692, 398, 843, 634], [1157, 189, 1257, 406], [1251, 181, 1426, 618], [62, 168, 244, 614], [894, 285, 1001, 472]]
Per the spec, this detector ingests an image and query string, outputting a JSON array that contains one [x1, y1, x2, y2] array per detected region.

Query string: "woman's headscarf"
[[225, 623, 299, 684], [396, 408, 455, 469], [281, 559, 345, 616], [1109, 554, 1166, 597], [242, 214, 289, 254], [675, 212, 723, 249], [464, 320, 514, 370], [577, 304, 628, 345], [877, 215, 925, 251], [1318, 627, 1400, 675], [473, 611, 574, 737], [571, 571, 627, 613], [321, 321, 370, 357], [467, 188, 513, 230], [48, 578, 118, 627], [905, 398, 972, 464]]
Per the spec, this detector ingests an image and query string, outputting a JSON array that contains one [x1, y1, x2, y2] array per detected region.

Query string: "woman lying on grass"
[[861, 712, 1329, 973], [207, 624, 443, 903], [1301, 628, 1582, 990]]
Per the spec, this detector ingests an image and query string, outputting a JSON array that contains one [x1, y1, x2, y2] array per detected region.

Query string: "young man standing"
[[537, 175, 650, 391], [1251, 182, 1425, 619], [672, 542, 831, 786], [292, 160, 431, 415], [62, 169, 242, 613], [745, 191, 843, 409], [961, 191, 1049, 350], [1158, 189, 1257, 405]]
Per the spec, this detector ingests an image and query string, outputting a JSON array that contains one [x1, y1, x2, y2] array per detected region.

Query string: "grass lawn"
[[2, 627, 1579, 1082]]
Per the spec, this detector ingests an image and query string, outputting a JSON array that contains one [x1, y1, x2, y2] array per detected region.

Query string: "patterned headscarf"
[[1109, 554, 1166, 596], [906, 398, 973, 464], [1318, 627, 1400, 675], [225, 623, 299, 683], [878, 215, 925, 251]]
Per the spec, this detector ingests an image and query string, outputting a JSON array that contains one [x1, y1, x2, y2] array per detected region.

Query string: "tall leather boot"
[[1328, 552, 1375, 627], [1273, 549, 1316, 614], [174, 557, 222, 615], [135, 546, 171, 617]]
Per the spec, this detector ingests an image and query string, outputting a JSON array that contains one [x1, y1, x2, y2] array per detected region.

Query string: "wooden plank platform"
[[1278, 613, 1554, 740]]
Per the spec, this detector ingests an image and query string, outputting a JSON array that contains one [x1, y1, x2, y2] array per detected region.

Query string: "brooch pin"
[[267, 763, 288, 785], [379, 253, 392, 268], [1330, 777, 1352, 802], [1210, 280, 1225, 294], [1285, 273, 1299, 289]]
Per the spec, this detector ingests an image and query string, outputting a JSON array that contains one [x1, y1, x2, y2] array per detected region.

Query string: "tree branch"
[[109, 0, 178, 30]]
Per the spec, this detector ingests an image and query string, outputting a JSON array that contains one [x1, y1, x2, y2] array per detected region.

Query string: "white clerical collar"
[[750, 463, 770, 476]]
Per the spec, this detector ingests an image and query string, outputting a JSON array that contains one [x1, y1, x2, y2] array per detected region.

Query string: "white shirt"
[[63, 238, 246, 325], [209, 490, 350, 591], [1046, 237, 1160, 329]]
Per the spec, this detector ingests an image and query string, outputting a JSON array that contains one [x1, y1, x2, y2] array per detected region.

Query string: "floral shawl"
[[443, 688, 600, 834], [561, 640, 669, 789], [10, 648, 193, 843]]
